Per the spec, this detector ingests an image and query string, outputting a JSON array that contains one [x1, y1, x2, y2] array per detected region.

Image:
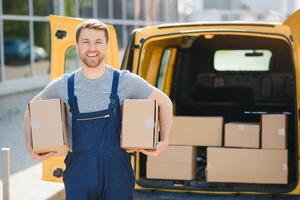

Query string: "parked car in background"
[[4, 38, 48, 65]]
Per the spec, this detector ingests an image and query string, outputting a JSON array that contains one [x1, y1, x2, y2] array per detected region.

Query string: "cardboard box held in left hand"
[[28, 99, 69, 156]]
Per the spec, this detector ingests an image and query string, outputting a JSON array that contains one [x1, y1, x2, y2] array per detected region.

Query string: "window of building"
[[80, 0, 93, 18], [126, 0, 135, 20], [113, 0, 122, 19], [34, 22, 50, 76], [0, 0, 181, 85], [33, 0, 54, 16], [64, 0, 76, 17], [3, 0, 29, 15], [97, 0, 109, 18], [4, 20, 31, 80]]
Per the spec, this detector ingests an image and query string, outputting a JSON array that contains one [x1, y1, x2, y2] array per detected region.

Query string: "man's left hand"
[[140, 140, 169, 157]]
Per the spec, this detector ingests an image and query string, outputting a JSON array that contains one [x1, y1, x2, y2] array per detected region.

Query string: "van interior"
[[129, 33, 297, 193]]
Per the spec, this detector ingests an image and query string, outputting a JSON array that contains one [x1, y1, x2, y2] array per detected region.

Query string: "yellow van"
[[43, 10, 300, 196]]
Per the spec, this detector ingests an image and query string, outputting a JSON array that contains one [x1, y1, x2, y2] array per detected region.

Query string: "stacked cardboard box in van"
[[224, 123, 260, 148], [261, 114, 287, 149], [146, 116, 223, 180], [207, 114, 288, 184], [147, 146, 196, 180], [206, 147, 288, 184], [138, 106, 288, 183], [170, 116, 223, 146]]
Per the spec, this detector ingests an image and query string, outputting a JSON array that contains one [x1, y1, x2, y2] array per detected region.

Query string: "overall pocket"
[[73, 114, 110, 152]]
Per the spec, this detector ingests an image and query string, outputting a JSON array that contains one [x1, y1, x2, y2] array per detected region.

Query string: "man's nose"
[[88, 43, 97, 50]]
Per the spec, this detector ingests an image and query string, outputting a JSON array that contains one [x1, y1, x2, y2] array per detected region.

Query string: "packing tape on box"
[[282, 163, 288, 171], [278, 128, 285, 136], [144, 119, 155, 128], [31, 120, 40, 129]]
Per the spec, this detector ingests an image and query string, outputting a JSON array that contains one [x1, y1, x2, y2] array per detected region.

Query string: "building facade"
[[0, 0, 179, 95]]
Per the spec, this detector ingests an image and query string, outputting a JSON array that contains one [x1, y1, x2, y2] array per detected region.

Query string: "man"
[[23, 19, 173, 200]]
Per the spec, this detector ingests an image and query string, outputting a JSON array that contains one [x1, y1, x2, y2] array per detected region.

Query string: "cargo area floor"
[[134, 190, 300, 200]]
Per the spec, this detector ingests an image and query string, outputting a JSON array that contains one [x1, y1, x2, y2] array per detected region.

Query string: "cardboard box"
[[29, 99, 69, 156], [262, 114, 287, 149], [121, 99, 159, 150], [224, 123, 260, 148], [169, 116, 223, 146], [147, 146, 196, 180], [207, 147, 288, 184]]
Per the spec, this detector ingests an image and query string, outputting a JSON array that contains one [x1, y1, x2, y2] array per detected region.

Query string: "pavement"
[[0, 163, 64, 200], [0, 89, 40, 178]]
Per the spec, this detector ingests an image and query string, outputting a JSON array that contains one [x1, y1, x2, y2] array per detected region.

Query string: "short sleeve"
[[119, 70, 154, 99], [38, 75, 68, 100]]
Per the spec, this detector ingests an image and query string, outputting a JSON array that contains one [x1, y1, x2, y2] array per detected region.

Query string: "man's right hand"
[[28, 148, 56, 161]]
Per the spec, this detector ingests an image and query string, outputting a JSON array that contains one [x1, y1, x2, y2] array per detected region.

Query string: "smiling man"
[[23, 19, 173, 200]]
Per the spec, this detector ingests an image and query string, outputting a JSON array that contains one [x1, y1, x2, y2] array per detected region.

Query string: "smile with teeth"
[[86, 53, 99, 57]]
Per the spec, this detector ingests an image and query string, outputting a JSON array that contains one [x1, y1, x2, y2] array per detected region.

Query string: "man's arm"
[[23, 94, 56, 160], [140, 88, 173, 156], [23, 75, 66, 160]]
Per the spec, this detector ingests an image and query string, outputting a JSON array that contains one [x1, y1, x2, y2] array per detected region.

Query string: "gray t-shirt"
[[38, 64, 154, 151]]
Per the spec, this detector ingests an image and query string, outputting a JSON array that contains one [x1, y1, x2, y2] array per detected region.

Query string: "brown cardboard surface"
[[262, 114, 287, 149], [207, 147, 288, 184], [147, 146, 196, 180], [146, 162, 196, 180], [121, 99, 159, 149], [29, 99, 69, 155], [147, 146, 196, 163], [169, 116, 223, 146], [224, 123, 260, 148]]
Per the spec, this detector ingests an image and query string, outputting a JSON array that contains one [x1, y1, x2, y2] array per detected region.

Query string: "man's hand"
[[27, 148, 57, 161], [140, 140, 169, 157]]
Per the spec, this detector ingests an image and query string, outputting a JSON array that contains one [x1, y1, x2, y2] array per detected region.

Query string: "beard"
[[80, 53, 105, 68]]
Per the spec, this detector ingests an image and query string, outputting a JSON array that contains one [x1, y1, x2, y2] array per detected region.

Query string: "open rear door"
[[42, 16, 120, 183], [284, 9, 300, 194], [48, 15, 120, 79], [284, 9, 300, 61]]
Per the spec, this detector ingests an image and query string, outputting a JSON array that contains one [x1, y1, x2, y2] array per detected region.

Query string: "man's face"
[[77, 28, 108, 68]]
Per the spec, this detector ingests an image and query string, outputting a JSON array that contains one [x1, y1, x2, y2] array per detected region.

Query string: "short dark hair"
[[75, 19, 109, 43]]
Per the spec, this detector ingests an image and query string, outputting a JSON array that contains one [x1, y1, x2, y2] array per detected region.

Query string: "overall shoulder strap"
[[67, 72, 76, 112], [110, 70, 120, 101]]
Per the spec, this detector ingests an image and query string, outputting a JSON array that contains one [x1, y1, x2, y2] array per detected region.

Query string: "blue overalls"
[[63, 70, 135, 200]]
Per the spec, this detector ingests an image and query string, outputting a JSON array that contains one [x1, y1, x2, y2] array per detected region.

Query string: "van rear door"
[[284, 9, 300, 60], [48, 15, 120, 79]]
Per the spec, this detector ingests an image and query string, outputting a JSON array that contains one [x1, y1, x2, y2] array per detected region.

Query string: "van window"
[[65, 46, 81, 73], [156, 48, 171, 89], [214, 49, 271, 71]]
